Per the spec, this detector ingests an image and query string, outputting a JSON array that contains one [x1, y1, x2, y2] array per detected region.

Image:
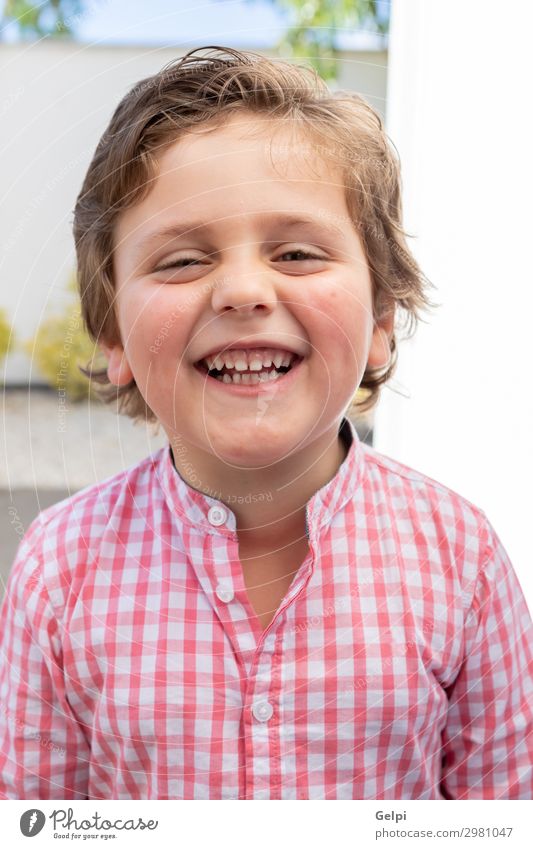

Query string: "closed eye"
[[155, 250, 325, 272], [155, 257, 205, 271]]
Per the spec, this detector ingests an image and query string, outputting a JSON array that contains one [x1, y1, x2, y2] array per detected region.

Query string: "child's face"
[[103, 111, 393, 466]]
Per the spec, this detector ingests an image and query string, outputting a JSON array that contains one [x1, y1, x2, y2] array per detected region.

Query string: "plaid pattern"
[[0, 417, 531, 800]]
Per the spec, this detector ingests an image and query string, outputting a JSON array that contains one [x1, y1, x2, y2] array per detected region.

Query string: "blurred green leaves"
[[2, 0, 86, 37], [1, 1, 390, 81], [0, 307, 15, 366], [262, 0, 389, 80], [22, 273, 100, 401]]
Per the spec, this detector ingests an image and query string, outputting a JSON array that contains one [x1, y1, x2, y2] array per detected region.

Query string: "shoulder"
[[361, 441, 488, 525], [28, 445, 167, 536], [358, 441, 493, 576], [9, 446, 169, 613]]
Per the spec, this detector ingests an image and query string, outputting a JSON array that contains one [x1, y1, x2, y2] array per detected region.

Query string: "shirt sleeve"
[[440, 516, 533, 799], [0, 520, 91, 799]]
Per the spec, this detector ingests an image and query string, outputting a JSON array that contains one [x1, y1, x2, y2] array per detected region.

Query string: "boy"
[[0, 45, 531, 800]]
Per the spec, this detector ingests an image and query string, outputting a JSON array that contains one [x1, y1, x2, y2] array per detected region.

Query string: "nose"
[[210, 254, 277, 316]]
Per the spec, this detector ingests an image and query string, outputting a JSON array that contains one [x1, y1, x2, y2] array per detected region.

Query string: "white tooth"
[[234, 354, 247, 371], [249, 373, 260, 384], [222, 373, 232, 383], [258, 371, 270, 382], [205, 356, 215, 370], [281, 354, 292, 368], [273, 352, 283, 368], [262, 354, 273, 368], [241, 373, 251, 384], [223, 352, 234, 368], [231, 372, 242, 384], [249, 355, 263, 371], [214, 355, 224, 370]]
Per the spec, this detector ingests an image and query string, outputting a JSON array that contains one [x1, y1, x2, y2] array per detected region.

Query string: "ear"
[[98, 339, 134, 386], [366, 304, 395, 370]]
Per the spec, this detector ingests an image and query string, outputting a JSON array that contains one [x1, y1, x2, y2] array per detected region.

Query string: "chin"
[[209, 423, 303, 467]]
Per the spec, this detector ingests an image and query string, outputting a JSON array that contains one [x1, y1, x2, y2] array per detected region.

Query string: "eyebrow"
[[132, 214, 347, 260]]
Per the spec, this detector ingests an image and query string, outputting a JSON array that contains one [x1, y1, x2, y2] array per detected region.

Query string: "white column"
[[375, 0, 533, 601]]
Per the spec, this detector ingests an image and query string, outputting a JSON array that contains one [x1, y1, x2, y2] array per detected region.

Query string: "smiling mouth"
[[194, 357, 303, 386], [194, 347, 302, 385]]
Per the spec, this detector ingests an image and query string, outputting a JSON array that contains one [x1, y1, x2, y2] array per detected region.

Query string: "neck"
[[169, 419, 349, 550]]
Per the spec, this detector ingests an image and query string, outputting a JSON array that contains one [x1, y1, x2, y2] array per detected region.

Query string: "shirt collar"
[[158, 416, 366, 538]]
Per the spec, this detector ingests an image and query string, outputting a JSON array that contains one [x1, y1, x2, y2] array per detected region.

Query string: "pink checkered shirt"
[[1, 418, 532, 800]]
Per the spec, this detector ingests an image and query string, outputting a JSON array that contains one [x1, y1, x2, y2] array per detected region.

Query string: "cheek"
[[302, 283, 372, 356], [120, 290, 191, 367]]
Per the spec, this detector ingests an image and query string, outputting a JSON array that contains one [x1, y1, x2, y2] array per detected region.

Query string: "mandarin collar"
[[158, 416, 366, 539]]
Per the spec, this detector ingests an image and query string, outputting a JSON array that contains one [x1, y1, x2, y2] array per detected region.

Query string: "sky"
[[74, 0, 288, 48], [1, 0, 388, 50]]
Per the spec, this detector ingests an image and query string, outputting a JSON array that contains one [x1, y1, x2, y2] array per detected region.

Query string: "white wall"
[[0, 39, 387, 384], [375, 0, 532, 603]]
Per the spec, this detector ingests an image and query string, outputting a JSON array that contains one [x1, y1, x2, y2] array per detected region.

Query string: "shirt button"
[[207, 505, 227, 526], [252, 700, 274, 722], [215, 583, 234, 603]]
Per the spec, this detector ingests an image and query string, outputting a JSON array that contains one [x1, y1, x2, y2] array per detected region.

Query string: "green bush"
[[23, 274, 103, 401], [0, 308, 14, 364]]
